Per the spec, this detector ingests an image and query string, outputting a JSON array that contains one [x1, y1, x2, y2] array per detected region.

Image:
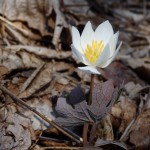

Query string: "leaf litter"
[[0, 0, 150, 149]]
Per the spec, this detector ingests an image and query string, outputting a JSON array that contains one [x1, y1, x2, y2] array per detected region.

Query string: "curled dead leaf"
[[0, 108, 32, 150], [130, 109, 150, 149], [0, 0, 68, 47], [126, 58, 150, 83], [0, 47, 43, 71], [111, 96, 137, 133]]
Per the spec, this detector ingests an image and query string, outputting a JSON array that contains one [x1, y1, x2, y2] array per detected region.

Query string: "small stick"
[[0, 85, 82, 144], [20, 62, 45, 93], [0, 16, 39, 39], [42, 146, 83, 150], [119, 118, 136, 141], [82, 123, 89, 146]]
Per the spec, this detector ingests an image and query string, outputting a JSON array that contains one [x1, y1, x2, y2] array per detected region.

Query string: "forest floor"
[[0, 0, 150, 149]]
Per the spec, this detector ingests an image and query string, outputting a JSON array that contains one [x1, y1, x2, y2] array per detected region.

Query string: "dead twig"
[[20, 62, 45, 93], [0, 16, 40, 40], [41, 146, 83, 150], [0, 85, 83, 144], [5, 45, 72, 59], [119, 118, 136, 141]]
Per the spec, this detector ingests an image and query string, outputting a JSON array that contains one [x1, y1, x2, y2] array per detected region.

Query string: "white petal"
[[109, 31, 119, 57], [71, 44, 91, 66], [101, 41, 122, 68], [96, 44, 110, 67], [78, 66, 100, 74], [95, 20, 114, 45], [71, 44, 83, 62], [81, 21, 94, 50], [72, 26, 83, 54]]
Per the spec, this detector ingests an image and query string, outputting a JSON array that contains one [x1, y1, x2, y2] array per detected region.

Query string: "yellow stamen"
[[83, 40, 104, 64]]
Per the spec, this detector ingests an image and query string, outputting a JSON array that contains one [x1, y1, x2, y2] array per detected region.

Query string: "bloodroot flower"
[[71, 20, 122, 74]]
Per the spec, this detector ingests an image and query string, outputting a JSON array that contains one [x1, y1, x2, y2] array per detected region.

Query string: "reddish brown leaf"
[[87, 80, 118, 121], [55, 81, 121, 126], [55, 97, 93, 126]]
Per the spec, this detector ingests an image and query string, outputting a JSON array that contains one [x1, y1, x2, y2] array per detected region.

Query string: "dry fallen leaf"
[[6, 45, 72, 59], [111, 96, 137, 133], [0, 47, 43, 71], [96, 115, 114, 140], [130, 109, 150, 149], [138, 86, 150, 112], [113, 9, 144, 22], [100, 61, 145, 86], [0, 107, 32, 150], [124, 82, 143, 98], [19, 61, 73, 98], [24, 97, 55, 130], [0, 0, 68, 47], [0, 66, 8, 80], [0, 0, 59, 35], [125, 57, 150, 83], [95, 139, 128, 150]]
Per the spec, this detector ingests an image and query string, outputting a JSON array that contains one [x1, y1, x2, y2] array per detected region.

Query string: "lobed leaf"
[[55, 80, 121, 126]]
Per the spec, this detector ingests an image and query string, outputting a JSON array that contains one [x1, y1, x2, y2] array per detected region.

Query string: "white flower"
[[71, 20, 122, 74]]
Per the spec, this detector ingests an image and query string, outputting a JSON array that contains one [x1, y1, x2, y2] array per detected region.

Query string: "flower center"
[[83, 40, 104, 64]]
